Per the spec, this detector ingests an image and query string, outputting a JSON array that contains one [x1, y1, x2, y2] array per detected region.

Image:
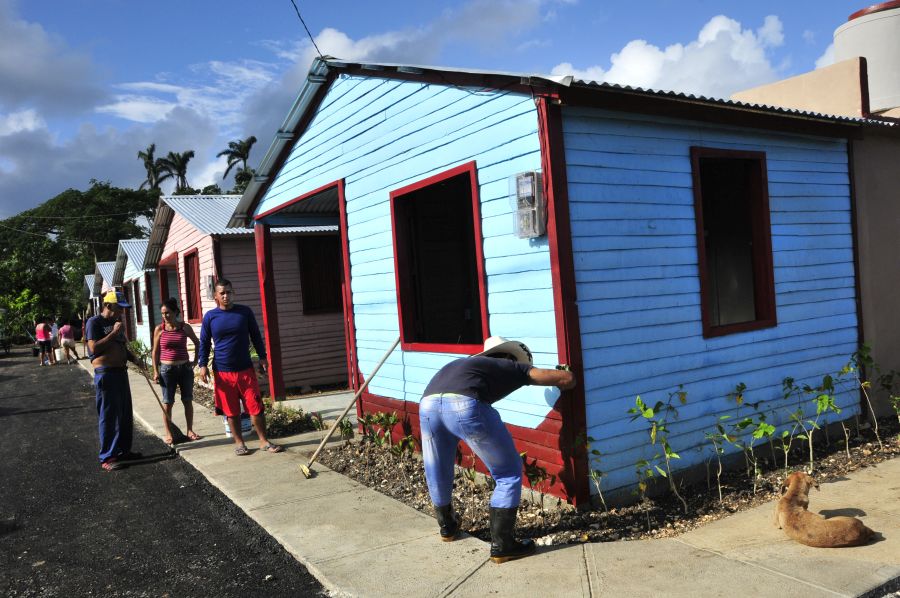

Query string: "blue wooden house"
[[229, 58, 874, 504]]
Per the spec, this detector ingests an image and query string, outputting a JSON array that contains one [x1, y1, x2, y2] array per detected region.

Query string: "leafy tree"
[[0, 180, 157, 323], [137, 143, 172, 191], [231, 167, 255, 194], [217, 135, 257, 180], [159, 150, 195, 193], [200, 183, 223, 195]]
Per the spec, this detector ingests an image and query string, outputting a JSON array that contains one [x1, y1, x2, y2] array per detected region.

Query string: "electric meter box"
[[509, 171, 546, 239]]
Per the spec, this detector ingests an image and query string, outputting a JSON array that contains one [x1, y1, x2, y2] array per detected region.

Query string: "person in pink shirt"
[[35, 317, 54, 366], [58, 319, 80, 364], [151, 298, 201, 444]]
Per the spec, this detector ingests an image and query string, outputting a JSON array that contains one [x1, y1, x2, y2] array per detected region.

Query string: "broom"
[[300, 336, 400, 478]]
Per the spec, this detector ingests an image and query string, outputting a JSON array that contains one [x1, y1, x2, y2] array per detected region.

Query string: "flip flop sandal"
[[261, 443, 283, 453], [101, 460, 123, 471], [187, 431, 202, 441], [234, 445, 250, 456]]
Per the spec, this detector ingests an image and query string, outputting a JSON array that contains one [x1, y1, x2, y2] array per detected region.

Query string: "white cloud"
[[0, 109, 44, 135], [0, 0, 106, 114], [96, 96, 175, 123], [815, 43, 835, 69], [551, 14, 787, 98], [802, 30, 816, 45]]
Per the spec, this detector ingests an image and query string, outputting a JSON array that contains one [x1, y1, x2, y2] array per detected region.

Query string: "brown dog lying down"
[[774, 471, 874, 548]]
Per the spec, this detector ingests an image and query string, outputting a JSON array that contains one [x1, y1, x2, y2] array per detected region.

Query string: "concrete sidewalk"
[[83, 362, 900, 597]]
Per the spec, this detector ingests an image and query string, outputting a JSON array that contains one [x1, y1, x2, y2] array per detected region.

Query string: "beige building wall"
[[851, 131, 900, 415], [731, 58, 867, 118]]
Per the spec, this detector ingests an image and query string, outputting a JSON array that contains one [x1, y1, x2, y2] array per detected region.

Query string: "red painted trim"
[[255, 223, 286, 400], [145, 272, 156, 330], [399, 342, 483, 355], [255, 180, 342, 221], [536, 97, 590, 506], [159, 251, 177, 267], [849, 0, 900, 20], [182, 248, 203, 324], [157, 268, 169, 303], [388, 161, 490, 352], [336, 181, 360, 394], [690, 147, 777, 338]]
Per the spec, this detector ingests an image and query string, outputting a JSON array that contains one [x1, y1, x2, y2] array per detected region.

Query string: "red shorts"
[[213, 369, 264, 418]]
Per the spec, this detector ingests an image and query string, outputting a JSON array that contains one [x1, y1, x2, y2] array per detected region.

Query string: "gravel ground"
[[318, 409, 899, 547], [0, 347, 326, 598]]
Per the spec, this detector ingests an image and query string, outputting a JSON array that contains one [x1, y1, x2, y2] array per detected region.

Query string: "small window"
[[691, 147, 776, 337], [183, 250, 202, 322], [298, 235, 342, 314], [390, 162, 488, 353], [133, 279, 143, 324]]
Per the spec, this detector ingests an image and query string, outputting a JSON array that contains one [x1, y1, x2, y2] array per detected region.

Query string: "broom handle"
[[306, 336, 401, 468]]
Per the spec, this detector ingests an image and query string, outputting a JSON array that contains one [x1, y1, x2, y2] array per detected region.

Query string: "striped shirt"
[[158, 325, 190, 362]]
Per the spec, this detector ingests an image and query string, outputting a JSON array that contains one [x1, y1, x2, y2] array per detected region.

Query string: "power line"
[[10, 211, 146, 220], [289, 0, 323, 58], [0, 221, 122, 245]]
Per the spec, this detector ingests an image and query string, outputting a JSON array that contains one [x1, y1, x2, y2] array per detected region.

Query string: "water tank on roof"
[[834, 1, 900, 113]]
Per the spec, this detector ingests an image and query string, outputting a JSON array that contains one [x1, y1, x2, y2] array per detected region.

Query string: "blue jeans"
[[159, 363, 194, 404], [419, 393, 522, 509], [93, 367, 133, 463]]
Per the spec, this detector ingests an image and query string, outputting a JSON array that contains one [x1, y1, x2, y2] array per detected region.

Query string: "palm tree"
[[217, 135, 257, 180], [159, 150, 195, 193], [137, 143, 171, 190]]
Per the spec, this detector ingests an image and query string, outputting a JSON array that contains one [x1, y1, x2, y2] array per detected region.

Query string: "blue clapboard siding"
[[256, 75, 559, 428], [564, 107, 859, 494]]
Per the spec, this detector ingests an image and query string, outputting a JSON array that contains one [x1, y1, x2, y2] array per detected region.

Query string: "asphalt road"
[[0, 347, 326, 597]]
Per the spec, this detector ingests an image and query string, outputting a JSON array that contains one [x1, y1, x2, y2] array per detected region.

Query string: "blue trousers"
[[94, 367, 134, 463], [419, 393, 522, 509]]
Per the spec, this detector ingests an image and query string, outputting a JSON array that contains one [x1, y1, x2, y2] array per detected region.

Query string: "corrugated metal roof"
[[569, 78, 898, 127], [121, 239, 148, 268], [162, 194, 336, 236], [83, 275, 95, 298], [114, 238, 150, 284], [94, 261, 116, 296], [231, 57, 898, 228]]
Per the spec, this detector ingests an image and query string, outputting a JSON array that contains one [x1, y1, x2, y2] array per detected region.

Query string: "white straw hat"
[[472, 336, 533, 365]]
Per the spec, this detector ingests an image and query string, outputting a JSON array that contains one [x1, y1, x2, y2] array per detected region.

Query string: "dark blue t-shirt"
[[85, 315, 127, 361], [423, 356, 533, 404], [197, 304, 266, 372]]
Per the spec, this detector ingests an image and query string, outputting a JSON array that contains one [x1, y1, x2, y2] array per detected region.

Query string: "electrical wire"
[[289, 0, 323, 58], [10, 211, 146, 220], [0, 221, 122, 245]]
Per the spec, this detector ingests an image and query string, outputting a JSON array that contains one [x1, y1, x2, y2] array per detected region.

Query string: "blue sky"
[[0, 0, 864, 218]]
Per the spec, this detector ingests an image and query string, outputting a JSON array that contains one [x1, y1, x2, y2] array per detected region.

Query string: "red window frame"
[[690, 146, 777, 338], [182, 248, 202, 324], [389, 161, 489, 354], [144, 272, 155, 330]]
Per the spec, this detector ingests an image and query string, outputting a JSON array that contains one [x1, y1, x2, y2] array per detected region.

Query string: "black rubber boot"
[[435, 504, 459, 542], [489, 507, 535, 563]]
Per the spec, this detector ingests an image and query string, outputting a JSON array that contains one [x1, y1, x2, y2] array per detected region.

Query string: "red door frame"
[[254, 223, 285, 400]]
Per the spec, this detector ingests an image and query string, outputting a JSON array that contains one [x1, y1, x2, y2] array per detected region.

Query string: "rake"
[[300, 336, 400, 478]]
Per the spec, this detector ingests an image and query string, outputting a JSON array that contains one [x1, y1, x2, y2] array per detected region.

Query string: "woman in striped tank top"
[[152, 297, 202, 444]]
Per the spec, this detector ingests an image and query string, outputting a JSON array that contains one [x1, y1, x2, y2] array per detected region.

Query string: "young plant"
[[633, 457, 657, 531], [521, 452, 555, 516], [847, 346, 883, 450], [702, 415, 733, 504], [792, 375, 842, 473], [337, 418, 354, 442], [627, 387, 688, 514], [582, 435, 609, 513]]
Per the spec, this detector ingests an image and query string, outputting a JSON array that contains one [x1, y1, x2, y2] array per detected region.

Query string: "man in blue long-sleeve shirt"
[[198, 279, 283, 456]]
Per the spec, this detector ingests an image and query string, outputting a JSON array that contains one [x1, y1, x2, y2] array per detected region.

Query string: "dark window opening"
[[391, 166, 485, 350], [299, 235, 342, 314], [183, 252, 201, 322], [133, 279, 143, 324], [692, 148, 776, 337]]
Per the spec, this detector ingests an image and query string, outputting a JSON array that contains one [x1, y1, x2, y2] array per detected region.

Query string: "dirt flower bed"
[[191, 384, 324, 437], [317, 418, 899, 546]]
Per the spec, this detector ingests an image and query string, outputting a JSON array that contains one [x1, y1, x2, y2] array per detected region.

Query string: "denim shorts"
[[159, 363, 194, 404]]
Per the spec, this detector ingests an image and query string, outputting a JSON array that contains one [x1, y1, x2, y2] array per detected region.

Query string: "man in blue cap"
[[86, 289, 141, 471]]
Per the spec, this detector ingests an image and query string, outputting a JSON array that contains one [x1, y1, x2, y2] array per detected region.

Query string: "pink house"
[[143, 195, 348, 395]]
